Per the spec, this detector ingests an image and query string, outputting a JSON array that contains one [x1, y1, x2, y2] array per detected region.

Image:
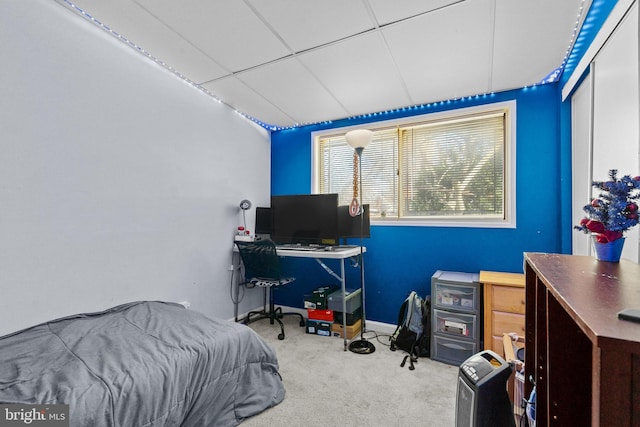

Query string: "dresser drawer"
[[492, 311, 525, 335], [490, 336, 506, 357], [491, 286, 525, 314], [433, 308, 478, 339]]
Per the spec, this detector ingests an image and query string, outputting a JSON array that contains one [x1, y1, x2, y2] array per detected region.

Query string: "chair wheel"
[[299, 320, 305, 327], [278, 333, 285, 340]]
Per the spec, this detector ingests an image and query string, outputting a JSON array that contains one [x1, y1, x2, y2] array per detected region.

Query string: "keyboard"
[[276, 244, 324, 252]]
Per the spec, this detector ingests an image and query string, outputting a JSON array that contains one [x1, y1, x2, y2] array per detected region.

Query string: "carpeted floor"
[[241, 315, 459, 427]]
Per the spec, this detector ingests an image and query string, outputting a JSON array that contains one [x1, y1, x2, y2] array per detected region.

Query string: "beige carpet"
[[241, 315, 459, 427]]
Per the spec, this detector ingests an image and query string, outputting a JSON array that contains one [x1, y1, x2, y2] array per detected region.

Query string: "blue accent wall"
[[271, 84, 565, 325]]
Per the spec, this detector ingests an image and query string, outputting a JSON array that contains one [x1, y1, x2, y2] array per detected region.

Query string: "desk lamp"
[[236, 199, 254, 242], [345, 129, 376, 355], [239, 199, 252, 229]]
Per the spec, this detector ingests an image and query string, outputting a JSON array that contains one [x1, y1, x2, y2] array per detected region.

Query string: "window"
[[313, 101, 516, 227]]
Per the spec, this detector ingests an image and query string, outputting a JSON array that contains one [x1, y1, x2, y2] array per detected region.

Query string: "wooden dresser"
[[480, 270, 526, 357], [524, 253, 640, 427]]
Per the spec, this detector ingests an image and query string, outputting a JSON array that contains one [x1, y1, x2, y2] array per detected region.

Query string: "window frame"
[[311, 100, 517, 228]]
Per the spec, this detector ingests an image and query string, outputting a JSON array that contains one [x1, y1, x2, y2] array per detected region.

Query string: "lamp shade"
[[345, 129, 373, 149]]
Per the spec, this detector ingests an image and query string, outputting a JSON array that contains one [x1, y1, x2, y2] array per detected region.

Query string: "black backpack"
[[390, 292, 431, 369], [417, 295, 431, 356]]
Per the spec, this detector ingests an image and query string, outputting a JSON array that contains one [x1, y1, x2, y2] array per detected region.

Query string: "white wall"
[[0, 0, 270, 336]]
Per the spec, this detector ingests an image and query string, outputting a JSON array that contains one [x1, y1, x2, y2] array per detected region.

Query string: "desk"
[[234, 244, 366, 351]]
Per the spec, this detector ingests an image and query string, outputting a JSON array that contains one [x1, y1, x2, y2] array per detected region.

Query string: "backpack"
[[390, 292, 431, 369], [414, 295, 430, 357]]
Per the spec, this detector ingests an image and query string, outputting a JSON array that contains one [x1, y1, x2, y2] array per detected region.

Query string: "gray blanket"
[[0, 301, 284, 426]]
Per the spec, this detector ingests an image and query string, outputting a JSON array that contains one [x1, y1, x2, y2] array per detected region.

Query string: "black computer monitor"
[[338, 204, 370, 238], [271, 194, 339, 245], [254, 207, 272, 235]]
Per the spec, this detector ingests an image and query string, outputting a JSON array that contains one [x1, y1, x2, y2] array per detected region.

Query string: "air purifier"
[[455, 350, 515, 427]]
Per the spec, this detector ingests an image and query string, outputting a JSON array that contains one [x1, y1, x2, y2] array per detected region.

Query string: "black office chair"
[[236, 239, 305, 340]]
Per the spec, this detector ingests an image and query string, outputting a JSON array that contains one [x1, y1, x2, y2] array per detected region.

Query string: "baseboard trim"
[[363, 319, 396, 336], [233, 305, 397, 336]]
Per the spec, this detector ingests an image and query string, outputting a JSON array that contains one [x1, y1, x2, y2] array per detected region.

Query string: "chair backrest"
[[236, 239, 282, 281]]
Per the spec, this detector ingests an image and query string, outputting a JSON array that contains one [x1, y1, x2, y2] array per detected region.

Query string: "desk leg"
[[341, 258, 348, 351]]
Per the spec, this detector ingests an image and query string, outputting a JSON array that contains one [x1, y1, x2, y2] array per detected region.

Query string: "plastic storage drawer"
[[327, 288, 362, 313], [433, 308, 478, 340], [433, 281, 479, 313], [432, 334, 478, 366]]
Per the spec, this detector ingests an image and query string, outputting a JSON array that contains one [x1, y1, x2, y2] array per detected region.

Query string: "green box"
[[304, 285, 339, 310]]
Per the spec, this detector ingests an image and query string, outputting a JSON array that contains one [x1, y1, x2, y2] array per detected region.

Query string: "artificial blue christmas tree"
[[575, 169, 640, 242], [575, 170, 640, 261]]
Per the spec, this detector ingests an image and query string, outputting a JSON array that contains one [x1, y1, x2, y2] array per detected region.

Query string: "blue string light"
[[60, 0, 589, 133]]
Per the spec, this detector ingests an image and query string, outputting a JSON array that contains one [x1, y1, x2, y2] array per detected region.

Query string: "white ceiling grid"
[[62, 0, 586, 129]]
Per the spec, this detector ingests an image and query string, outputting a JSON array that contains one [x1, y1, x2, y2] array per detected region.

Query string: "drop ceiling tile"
[[61, 0, 588, 127], [71, 0, 228, 83], [236, 58, 350, 126], [368, 0, 463, 26], [247, 0, 373, 53], [382, 0, 494, 103], [201, 76, 296, 128], [492, 0, 585, 89], [298, 32, 412, 117], [135, 0, 291, 72]]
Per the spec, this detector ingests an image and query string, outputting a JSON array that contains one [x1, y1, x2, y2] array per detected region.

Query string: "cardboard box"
[[306, 319, 333, 337], [331, 318, 362, 339], [307, 308, 334, 322]]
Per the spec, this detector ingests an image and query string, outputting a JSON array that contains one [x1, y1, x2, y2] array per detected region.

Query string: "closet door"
[[571, 71, 593, 256], [592, 3, 639, 262]]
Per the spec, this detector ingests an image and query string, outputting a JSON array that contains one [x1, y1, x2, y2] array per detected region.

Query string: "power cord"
[[229, 262, 245, 305], [359, 330, 392, 348]]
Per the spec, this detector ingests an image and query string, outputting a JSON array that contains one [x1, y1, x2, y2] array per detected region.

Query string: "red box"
[[307, 308, 334, 322]]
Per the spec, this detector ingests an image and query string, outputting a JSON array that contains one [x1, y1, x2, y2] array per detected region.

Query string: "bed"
[[0, 301, 284, 426]]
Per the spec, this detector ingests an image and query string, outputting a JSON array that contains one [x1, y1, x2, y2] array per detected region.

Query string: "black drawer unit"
[[430, 270, 481, 366]]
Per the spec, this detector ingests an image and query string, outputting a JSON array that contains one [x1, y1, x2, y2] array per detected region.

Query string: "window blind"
[[399, 112, 505, 218], [317, 107, 508, 222]]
